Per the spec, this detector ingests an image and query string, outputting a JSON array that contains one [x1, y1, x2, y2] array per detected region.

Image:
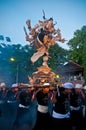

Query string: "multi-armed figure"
[[24, 13, 66, 87], [24, 16, 66, 64]]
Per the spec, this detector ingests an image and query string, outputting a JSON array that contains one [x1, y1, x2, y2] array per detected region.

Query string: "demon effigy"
[[24, 12, 65, 88]]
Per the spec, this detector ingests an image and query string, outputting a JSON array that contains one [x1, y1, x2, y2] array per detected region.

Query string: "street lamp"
[[16, 64, 19, 83], [10, 57, 15, 62], [10, 57, 19, 83]]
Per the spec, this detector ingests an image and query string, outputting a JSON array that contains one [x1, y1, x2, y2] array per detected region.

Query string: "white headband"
[[63, 82, 74, 89], [75, 84, 82, 89]]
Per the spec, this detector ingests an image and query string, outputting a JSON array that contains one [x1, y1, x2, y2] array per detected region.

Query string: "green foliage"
[[49, 44, 68, 71], [67, 26, 86, 79], [82, 41, 86, 80]]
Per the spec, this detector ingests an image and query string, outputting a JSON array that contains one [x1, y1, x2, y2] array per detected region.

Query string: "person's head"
[[63, 82, 74, 94], [0, 82, 6, 91], [49, 17, 53, 21], [11, 83, 18, 93], [74, 84, 83, 93]]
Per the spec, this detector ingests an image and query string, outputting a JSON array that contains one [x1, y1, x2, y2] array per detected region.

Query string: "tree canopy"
[[67, 26, 86, 80]]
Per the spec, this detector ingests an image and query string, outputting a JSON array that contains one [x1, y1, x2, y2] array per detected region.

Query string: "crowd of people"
[[0, 81, 86, 130]]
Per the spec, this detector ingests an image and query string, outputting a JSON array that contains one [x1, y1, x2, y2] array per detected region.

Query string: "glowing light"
[[56, 74, 60, 78], [10, 57, 15, 62]]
